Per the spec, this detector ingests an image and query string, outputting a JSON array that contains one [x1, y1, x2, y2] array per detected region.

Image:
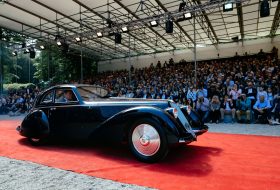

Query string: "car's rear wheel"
[[128, 118, 168, 163]]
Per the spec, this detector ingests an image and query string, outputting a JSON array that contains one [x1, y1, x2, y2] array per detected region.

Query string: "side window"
[[40, 91, 54, 104], [55, 89, 78, 103]]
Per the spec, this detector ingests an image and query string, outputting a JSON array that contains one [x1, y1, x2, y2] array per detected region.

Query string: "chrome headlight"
[[181, 105, 192, 115], [165, 108, 178, 118]]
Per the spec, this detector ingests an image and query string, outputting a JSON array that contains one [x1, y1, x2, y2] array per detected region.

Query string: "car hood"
[[83, 98, 171, 119]]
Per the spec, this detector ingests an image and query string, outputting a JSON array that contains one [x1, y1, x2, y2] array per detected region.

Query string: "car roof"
[[42, 84, 105, 94]]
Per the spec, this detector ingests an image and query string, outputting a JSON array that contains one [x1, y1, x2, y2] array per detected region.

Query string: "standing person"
[[236, 94, 251, 123], [220, 95, 236, 123], [196, 95, 210, 123], [209, 95, 221, 123]]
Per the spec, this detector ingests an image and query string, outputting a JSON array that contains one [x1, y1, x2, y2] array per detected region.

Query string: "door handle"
[[50, 107, 56, 111]]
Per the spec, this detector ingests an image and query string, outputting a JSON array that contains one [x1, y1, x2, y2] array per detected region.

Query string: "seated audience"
[[196, 95, 210, 123], [220, 95, 236, 123], [236, 94, 251, 123], [253, 95, 272, 124], [209, 95, 220, 123]]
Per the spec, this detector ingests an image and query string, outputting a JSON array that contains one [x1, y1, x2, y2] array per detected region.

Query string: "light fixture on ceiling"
[[39, 45, 45, 50], [115, 33, 121, 44], [75, 36, 82, 42], [55, 35, 64, 46], [150, 20, 159, 27], [179, 1, 186, 12], [260, 0, 270, 17], [166, 19, 173, 33], [21, 42, 26, 48], [184, 12, 192, 20], [121, 26, 129, 33], [12, 51, 17, 56], [107, 19, 113, 28], [97, 32, 103, 38], [56, 40, 62, 46], [30, 47, 36, 59], [23, 48, 30, 54], [223, 1, 233, 12]]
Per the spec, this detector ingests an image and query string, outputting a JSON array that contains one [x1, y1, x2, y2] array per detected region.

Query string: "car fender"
[[93, 106, 181, 144], [19, 110, 50, 138]]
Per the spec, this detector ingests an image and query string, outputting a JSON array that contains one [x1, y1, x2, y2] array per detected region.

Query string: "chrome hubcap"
[[132, 124, 160, 156], [139, 135, 150, 146]]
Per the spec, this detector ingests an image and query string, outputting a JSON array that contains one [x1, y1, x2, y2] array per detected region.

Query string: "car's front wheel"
[[128, 118, 168, 163]]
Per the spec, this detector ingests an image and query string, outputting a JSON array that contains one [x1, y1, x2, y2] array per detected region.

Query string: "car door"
[[50, 88, 82, 139]]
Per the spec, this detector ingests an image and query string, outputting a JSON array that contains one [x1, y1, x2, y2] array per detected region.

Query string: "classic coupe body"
[[17, 84, 208, 162]]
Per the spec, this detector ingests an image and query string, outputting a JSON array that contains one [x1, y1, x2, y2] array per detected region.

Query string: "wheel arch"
[[20, 109, 50, 138], [99, 106, 181, 144]]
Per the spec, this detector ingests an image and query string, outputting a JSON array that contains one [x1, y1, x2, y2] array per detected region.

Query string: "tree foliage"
[[1, 28, 98, 88], [33, 46, 98, 85]]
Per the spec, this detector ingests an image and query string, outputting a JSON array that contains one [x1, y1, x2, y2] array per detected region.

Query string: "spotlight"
[[55, 35, 64, 46], [12, 51, 17, 56], [39, 45, 45, 50], [21, 42, 26, 48], [150, 20, 158, 27], [30, 49, 36, 59], [75, 36, 82, 42], [121, 26, 128, 33], [166, 20, 173, 33], [56, 40, 62, 46], [260, 0, 270, 17], [115, 33, 121, 44], [23, 48, 30, 54], [97, 32, 103, 38], [223, 2, 233, 12], [179, 1, 186, 12], [184, 12, 192, 20], [107, 19, 113, 28]]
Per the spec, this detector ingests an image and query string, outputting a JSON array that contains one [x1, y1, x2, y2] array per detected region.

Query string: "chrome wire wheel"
[[132, 124, 161, 157]]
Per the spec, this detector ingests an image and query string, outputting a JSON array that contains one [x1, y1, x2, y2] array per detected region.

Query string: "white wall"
[[98, 36, 280, 72]]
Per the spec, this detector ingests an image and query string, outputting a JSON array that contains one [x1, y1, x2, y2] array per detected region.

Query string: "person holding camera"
[[196, 94, 210, 123], [236, 94, 251, 123], [220, 95, 236, 123]]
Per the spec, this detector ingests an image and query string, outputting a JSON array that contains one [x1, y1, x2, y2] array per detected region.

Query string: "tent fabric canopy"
[[0, 0, 279, 60]]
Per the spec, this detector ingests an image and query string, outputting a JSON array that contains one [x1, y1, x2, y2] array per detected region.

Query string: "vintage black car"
[[17, 85, 208, 162]]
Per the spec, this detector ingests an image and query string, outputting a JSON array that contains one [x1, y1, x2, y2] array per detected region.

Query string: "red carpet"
[[1, 120, 280, 190]]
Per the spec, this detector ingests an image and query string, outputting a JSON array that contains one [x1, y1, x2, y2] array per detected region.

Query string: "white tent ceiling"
[[0, 0, 279, 60]]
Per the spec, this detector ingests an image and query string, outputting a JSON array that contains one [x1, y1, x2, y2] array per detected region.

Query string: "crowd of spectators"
[[0, 86, 40, 116], [87, 47, 280, 125], [1, 48, 279, 125]]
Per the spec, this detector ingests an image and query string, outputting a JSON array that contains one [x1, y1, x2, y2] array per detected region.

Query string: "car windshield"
[[77, 86, 108, 101]]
